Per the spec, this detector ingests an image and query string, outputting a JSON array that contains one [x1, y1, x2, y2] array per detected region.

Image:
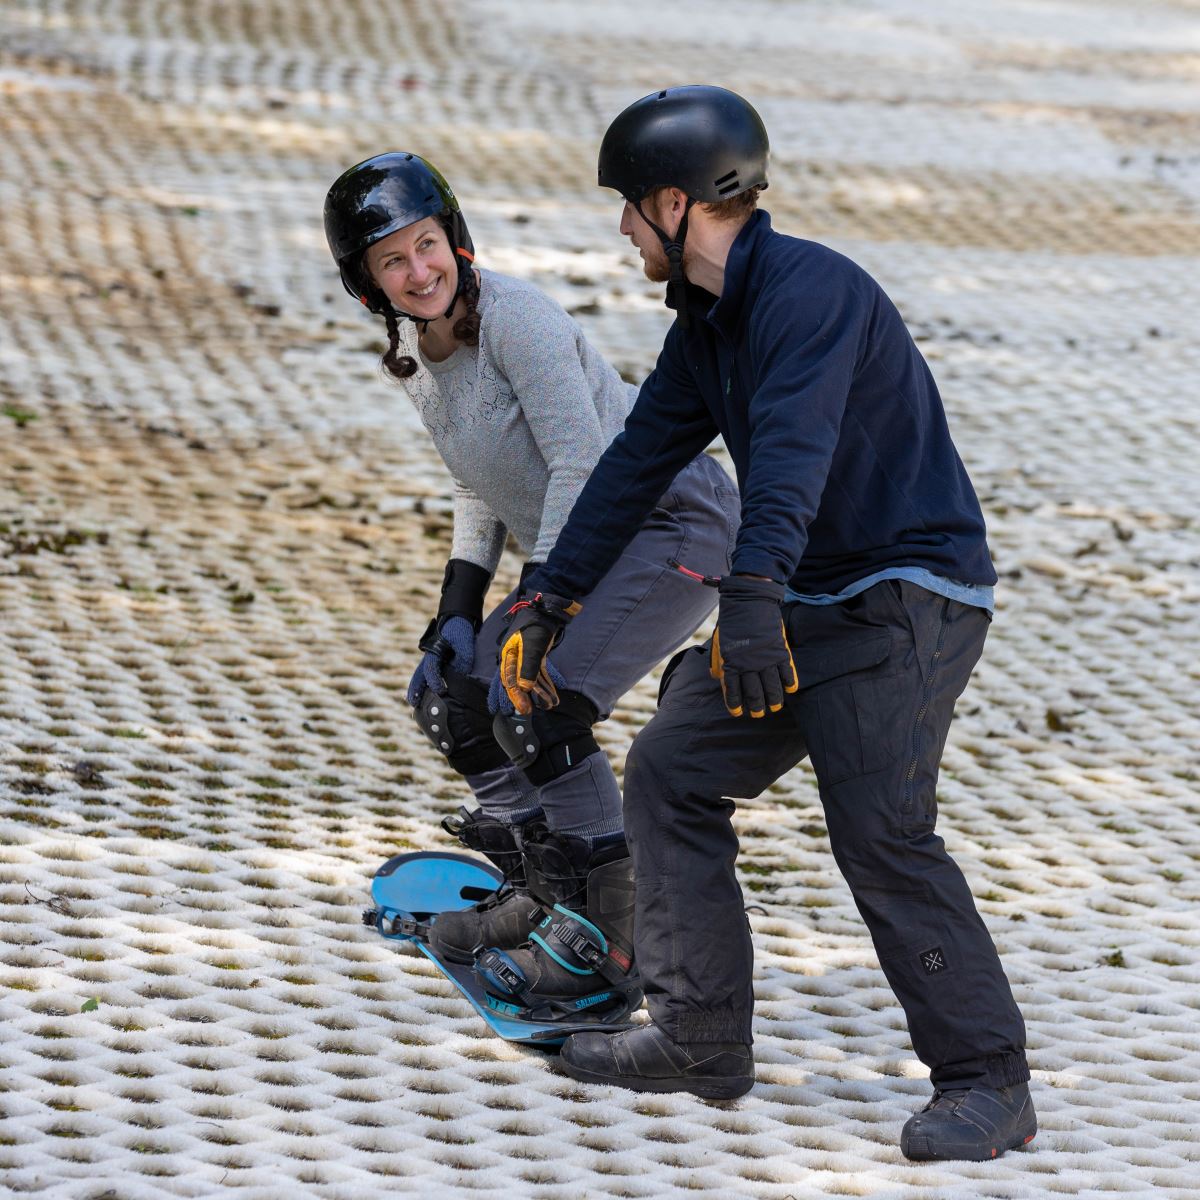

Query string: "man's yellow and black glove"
[[498, 591, 583, 715], [709, 575, 799, 718]]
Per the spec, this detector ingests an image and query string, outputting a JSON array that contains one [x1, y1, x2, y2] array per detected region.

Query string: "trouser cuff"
[[986, 1050, 1031, 1088], [932, 1048, 1030, 1090]]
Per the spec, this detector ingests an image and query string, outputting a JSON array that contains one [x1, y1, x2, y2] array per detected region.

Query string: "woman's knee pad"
[[492, 689, 600, 787], [413, 677, 509, 775]]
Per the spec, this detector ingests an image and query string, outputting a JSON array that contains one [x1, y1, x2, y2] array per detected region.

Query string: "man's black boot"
[[561, 1023, 754, 1100], [901, 1083, 1036, 1161], [427, 808, 544, 964]]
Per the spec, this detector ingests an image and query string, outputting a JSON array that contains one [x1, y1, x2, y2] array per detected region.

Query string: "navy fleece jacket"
[[534, 210, 995, 599]]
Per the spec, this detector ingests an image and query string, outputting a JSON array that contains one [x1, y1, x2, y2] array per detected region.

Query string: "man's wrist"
[[518, 560, 544, 592], [718, 574, 785, 602]]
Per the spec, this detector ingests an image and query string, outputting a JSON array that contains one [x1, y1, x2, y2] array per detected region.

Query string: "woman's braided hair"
[[379, 219, 480, 381]]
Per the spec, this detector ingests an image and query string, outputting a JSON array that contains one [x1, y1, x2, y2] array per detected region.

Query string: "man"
[[497, 85, 1034, 1162]]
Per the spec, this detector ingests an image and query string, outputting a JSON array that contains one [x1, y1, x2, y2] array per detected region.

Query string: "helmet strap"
[[634, 196, 696, 329], [441, 242, 474, 320]]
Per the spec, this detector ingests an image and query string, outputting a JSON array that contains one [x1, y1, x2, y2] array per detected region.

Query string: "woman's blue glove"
[[487, 657, 568, 716], [487, 668, 515, 717], [406, 616, 476, 707]]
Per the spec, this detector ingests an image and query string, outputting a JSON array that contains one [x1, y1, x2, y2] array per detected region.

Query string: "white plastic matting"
[[2, 1, 1199, 1197]]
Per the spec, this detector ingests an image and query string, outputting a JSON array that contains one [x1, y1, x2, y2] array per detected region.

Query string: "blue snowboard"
[[364, 850, 639, 1045]]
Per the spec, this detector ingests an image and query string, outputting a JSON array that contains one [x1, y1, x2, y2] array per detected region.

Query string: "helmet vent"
[[715, 169, 740, 195], [657, 90, 668, 98]]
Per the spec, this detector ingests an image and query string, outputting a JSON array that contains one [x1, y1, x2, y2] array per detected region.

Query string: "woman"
[[324, 152, 739, 1018]]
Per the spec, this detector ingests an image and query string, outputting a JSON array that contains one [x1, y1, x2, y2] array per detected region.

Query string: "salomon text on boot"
[[473, 827, 642, 1024], [427, 807, 545, 964]]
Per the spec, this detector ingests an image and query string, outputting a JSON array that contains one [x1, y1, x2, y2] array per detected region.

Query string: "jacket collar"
[[664, 208, 771, 335], [707, 208, 770, 334]]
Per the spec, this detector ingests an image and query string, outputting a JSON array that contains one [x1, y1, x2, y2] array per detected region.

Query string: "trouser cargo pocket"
[[784, 593, 918, 787]]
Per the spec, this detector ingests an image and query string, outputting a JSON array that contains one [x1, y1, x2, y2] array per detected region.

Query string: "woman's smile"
[[409, 276, 442, 302]]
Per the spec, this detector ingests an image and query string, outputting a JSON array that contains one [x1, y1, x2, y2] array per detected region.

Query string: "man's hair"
[[644, 185, 762, 224], [701, 186, 763, 221]]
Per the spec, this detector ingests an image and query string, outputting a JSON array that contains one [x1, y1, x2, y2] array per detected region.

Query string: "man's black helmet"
[[323, 152, 475, 318], [597, 85, 769, 204]]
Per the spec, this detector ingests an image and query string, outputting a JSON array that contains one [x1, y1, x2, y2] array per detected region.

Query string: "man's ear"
[[645, 187, 689, 234], [651, 187, 688, 223]]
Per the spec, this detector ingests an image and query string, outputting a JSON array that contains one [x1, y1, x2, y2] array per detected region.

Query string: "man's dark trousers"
[[623, 579, 1029, 1090]]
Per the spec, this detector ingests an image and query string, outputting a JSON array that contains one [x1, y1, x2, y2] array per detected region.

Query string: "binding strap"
[[530, 905, 633, 984]]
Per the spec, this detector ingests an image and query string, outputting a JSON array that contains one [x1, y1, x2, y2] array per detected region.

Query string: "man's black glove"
[[498, 591, 582, 715], [709, 575, 798, 718]]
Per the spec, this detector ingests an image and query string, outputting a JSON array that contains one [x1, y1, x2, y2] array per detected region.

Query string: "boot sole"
[[902, 1121, 1037, 1162], [560, 1056, 753, 1100]]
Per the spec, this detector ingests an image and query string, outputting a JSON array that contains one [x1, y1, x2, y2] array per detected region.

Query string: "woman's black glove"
[[709, 575, 798, 718]]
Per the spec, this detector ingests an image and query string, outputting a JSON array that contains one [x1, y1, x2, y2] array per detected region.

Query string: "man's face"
[[620, 196, 673, 283]]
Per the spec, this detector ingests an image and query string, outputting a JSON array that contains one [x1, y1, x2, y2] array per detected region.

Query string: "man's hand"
[[498, 592, 582, 715], [709, 575, 798, 718]]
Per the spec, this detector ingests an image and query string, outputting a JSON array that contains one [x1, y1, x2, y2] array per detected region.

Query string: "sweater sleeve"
[[483, 291, 613, 563], [731, 263, 871, 583], [536, 326, 720, 599], [450, 477, 508, 577]]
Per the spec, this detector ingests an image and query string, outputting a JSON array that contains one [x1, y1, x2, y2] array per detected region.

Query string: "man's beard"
[[641, 243, 671, 283]]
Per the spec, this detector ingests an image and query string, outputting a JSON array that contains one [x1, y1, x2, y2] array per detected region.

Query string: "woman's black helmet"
[[323, 152, 475, 319], [597, 85, 769, 204]]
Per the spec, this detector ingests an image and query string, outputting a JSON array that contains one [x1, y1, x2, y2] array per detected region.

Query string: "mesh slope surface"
[[1, 1, 1200, 1197]]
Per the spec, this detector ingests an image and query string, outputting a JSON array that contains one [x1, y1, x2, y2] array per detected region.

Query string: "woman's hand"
[[406, 616, 477, 706]]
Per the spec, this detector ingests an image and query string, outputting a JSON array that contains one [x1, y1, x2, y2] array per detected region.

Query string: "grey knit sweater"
[[402, 268, 637, 574]]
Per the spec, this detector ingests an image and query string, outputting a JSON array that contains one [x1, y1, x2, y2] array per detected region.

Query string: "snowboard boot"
[[473, 827, 642, 1024], [426, 807, 545, 964], [561, 1022, 754, 1100], [901, 1083, 1037, 1161]]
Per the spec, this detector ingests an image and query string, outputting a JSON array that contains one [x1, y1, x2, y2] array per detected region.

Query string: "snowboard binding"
[[475, 924, 642, 1026], [472, 827, 643, 1024], [364, 845, 640, 1044]]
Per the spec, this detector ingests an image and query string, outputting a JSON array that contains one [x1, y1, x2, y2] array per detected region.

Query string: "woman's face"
[[365, 217, 458, 319]]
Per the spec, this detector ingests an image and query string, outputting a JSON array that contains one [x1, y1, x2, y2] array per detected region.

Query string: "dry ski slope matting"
[[2, 1, 1200, 1197]]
